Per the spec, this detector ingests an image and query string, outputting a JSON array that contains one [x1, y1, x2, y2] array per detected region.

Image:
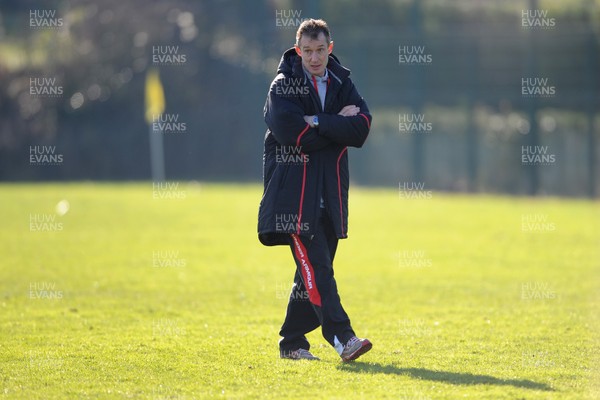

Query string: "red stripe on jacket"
[[336, 147, 348, 237], [359, 113, 370, 129], [296, 124, 310, 234]]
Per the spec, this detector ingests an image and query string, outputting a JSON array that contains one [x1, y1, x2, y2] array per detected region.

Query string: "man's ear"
[[328, 41, 334, 54], [294, 45, 301, 56]]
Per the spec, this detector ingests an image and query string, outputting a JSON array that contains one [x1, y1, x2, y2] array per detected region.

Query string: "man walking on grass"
[[258, 19, 373, 362]]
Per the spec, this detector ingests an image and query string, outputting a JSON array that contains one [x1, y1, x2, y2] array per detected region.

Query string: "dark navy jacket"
[[258, 48, 372, 246]]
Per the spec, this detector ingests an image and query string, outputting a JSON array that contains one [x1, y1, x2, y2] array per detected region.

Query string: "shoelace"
[[344, 337, 359, 350]]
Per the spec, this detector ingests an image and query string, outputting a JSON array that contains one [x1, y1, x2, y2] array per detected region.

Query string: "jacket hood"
[[276, 47, 350, 81]]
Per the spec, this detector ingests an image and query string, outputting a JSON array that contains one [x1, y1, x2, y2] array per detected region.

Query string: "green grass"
[[0, 182, 598, 399]]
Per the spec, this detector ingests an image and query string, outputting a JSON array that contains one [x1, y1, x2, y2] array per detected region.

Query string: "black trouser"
[[279, 212, 355, 354]]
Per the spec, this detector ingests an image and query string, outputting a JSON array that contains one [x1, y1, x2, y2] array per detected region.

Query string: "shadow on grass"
[[337, 362, 554, 391]]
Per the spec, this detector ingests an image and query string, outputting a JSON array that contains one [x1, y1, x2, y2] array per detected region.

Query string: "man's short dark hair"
[[295, 19, 331, 45]]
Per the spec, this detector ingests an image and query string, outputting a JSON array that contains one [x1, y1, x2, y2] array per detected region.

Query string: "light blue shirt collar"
[[302, 66, 328, 82]]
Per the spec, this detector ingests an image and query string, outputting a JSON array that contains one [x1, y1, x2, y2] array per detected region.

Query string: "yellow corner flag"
[[144, 68, 165, 124]]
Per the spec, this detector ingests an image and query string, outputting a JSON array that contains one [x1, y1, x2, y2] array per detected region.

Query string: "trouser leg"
[[278, 270, 320, 352], [279, 215, 355, 354]]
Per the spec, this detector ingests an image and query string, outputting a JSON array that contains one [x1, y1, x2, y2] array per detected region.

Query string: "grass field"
[[0, 182, 598, 399]]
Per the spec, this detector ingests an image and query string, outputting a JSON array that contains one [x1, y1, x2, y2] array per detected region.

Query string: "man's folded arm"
[[316, 84, 372, 148], [265, 84, 332, 152]]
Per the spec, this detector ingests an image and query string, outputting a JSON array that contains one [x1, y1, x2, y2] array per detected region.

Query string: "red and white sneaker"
[[340, 336, 372, 362]]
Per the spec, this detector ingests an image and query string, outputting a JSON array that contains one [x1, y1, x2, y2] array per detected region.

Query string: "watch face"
[[313, 116, 319, 125]]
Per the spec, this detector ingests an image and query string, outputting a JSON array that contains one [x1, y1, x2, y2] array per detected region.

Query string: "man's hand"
[[304, 115, 316, 127], [338, 105, 360, 117]]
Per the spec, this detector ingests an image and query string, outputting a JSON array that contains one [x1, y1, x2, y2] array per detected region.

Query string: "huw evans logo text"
[[30, 9, 63, 28], [521, 214, 556, 232], [30, 77, 63, 97], [275, 9, 308, 28], [521, 282, 556, 299], [30, 146, 63, 165], [29, 282, 63, 299], [521, 146, 555, 165], [399, 45, 432, 65], [152, 182, 187, 199], [521, 77, 555, 97], [398, 250, 432, 268], [276, 214, 309, 233], [399, 113, 432, 133], [152, 114, 187, 133], [275, 78, 310, 97], [399, 182, 432, 199], [276, 146, 309, 164], [152, 46, 187, 65], [522, 9, 555, 28], [29, 214, 63, 232], [152, 250, 187, 268]]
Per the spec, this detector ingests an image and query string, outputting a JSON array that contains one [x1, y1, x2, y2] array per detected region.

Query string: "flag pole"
[[144, 68, 166, 182]]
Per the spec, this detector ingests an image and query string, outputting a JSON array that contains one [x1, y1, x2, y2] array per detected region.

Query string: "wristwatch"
[[312, 115, 319, 128]]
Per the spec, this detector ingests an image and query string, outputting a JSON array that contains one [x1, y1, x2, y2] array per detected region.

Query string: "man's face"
[[295, 32, 333, 77]]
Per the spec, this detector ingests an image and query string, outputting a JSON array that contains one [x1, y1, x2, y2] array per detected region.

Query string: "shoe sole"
[[280, 356, 320, 361], [342, 339, 372, 362], [280, 351, 320, 361]]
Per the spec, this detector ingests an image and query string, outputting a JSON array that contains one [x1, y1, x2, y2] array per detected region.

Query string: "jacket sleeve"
[[264, 77, 332, 152], [316, 82, 372, 148]]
